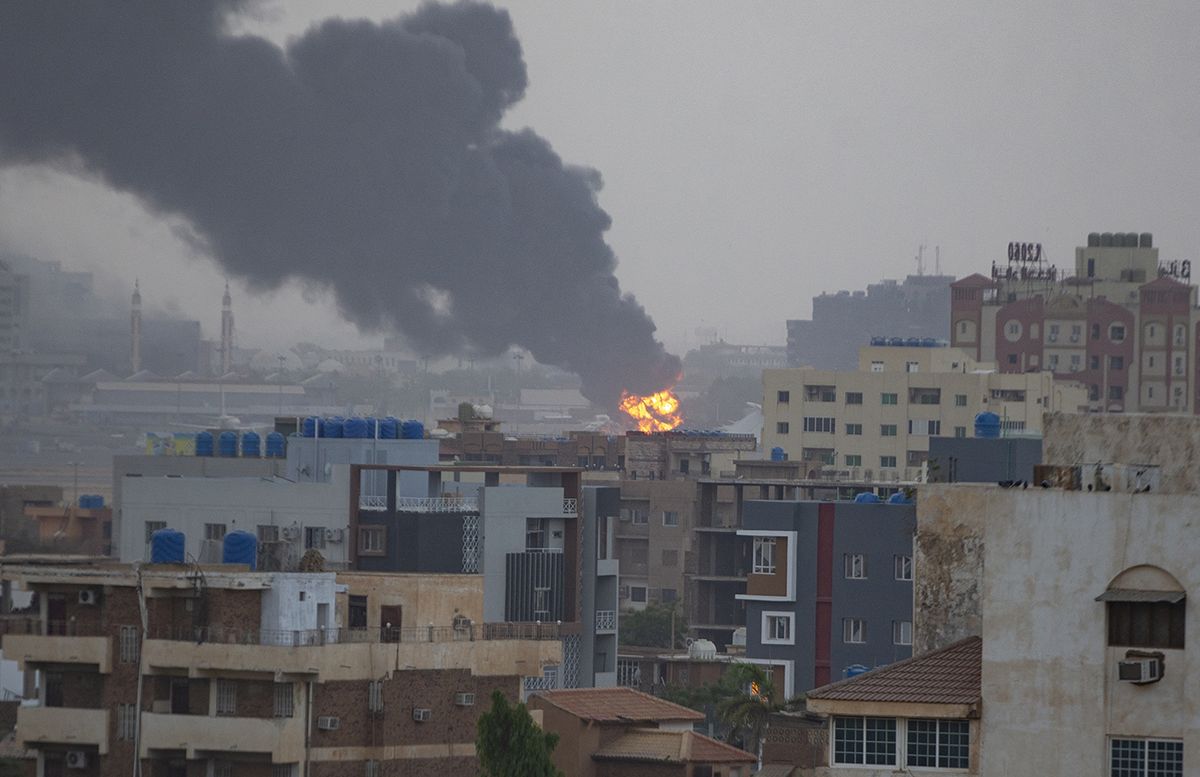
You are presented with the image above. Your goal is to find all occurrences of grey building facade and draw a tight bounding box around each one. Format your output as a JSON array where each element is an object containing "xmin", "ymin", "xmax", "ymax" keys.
[
  {"xmin": 738, "ymin": 499, "xmax": 916, "ymax": 698},
  {"xmin": 926, "ymin": 435, "xmax": 1042, "ymax": 484}
]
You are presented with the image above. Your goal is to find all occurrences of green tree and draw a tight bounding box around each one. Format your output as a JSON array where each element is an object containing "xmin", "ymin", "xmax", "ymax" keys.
[
  {"xmin": 618, "ymin": 602, "xmax": 687, "ymax": 649},
  {"xmin": 476, "ymin": 690, "xmax": 563, "ymax": 777},
  {"xmin": 716, "ymin": 663, "xmax": 805, "ymax": 766}
]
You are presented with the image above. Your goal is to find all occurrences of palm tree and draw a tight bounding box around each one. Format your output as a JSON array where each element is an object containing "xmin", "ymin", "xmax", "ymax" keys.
[{"xmin": 716, "ymin": 663, "xmax": 804, "ymax": 769}]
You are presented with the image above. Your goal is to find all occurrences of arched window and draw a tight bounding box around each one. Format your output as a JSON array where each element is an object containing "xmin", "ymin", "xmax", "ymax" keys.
[{"xmin": 1097, "ymin": 565, "xmax": 1186, "ymax": 649}]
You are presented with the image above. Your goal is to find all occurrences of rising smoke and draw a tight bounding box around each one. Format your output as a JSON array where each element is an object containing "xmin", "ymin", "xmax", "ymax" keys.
[{"xmin": 0, "ymin": 0, "xmax": 680, "ymax": 405}]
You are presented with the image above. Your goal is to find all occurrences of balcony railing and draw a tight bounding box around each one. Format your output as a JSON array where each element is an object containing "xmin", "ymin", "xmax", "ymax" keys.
[
  {"xmin": 396, "ymin": 496, "xmax": 478, "ymax": 512},
  {"xmin": 359, "ymin": 494, "xmax": 387, "ymax": 511},
  {"xmin": 562, "ymin": 498, "xmax": 578, "ymax": 514},
  {"xmin": 147, "ymin": 621, "xmax": 563, "ymax": 646},
  {"xmin": 595, "ymin": 610, "xmax": 616, "ymax": 632}
]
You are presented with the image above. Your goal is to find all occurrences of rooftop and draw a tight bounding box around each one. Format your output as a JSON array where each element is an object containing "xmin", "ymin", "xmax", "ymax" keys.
[
  {"xmin": 806, "ymin": 636, "xmax": 981, "ymax": 706},
  {"xmin": 592, "ymin": 728, "xmax": 755, "ymax": 765},
  {"xmin": 533, "ymin": 687, "xmax": 704, "ymax": 723}
]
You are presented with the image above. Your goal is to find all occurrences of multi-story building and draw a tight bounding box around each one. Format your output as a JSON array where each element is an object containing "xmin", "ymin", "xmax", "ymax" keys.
[
  {"xmin": 738, "ymin": 499, "xmax": 916, "ymax": 698},
  {"xmin": 761, "ymin": 343, "xmax": 1086, "ymax": 481},
  {"xmin": 788, "ymin": 273, "xmax": 953, "ymax": 370},
  {"xmin": 623, "ymin": 430, "xmax": 757, "ymax": 481},
  {"xmin": 951, "ymin": 231, "xmax": 1200, "ymax": 414},
  {"xmin": 437, "ymin": 430, "xmax": 624, "ymax": 472},
  {"xmin": 0, "ymin": 558, "xmax": 560, "ymax": 777}
]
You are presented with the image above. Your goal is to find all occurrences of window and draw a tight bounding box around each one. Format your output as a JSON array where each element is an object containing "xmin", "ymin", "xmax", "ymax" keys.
[
  {"xmin": 845, "ymin": 423, "xmax": 862, "ymax": 436},
  {"xmin": 525, "ymin": 518, "xmax": 547, "ymax": 550},
  {"xmin": 762, "ymin": 612, "xmax": 794, "ymax": 644},
  {"xmin": 1048, "ymin": 323, "xmax": 1060, "ymax": 341},
  {"xmin": 1070, "ymin": 354, "xmax": 1081, "ymax": 370},
  {"xmin": 204, "ymin": 523, "xmax": 226, "ymax": 541},
  {"xmin": 630, "ymin": 586, "xmax": 647, "ymax": 603},
  {"xmin": 1174, "ymin": 355, "xmax": 1186, "ymax": 376},
  {"xmin": 359, "ymin": 526, "xmax": 385, "ymax": 555},
  {"xmin": 905, "ymin": 361, "xmax": 919, "ymax": 373},
  {"xmin": 1008, "ymin": 353, "xmax": 1018, "ymax": 365},
  {"xmin": 954, "ymin": 426, "xmax": 967, "ymax": 438},
  {"xmin": 1175, "ymin": 325, "xmax": 1187, "ymax": 346},
  {"xmin": 803, "ymin": 417, "xmax": 835, "ymax": 433},
  {"xmin": 833, "ymin": 716, "xmax": 895, "ymax": 765},
  {"xmin": 631, "ymin": 509, "xmax": 648, "ymax": 526},
  {"xmin": 880, "ymin": 456, "xmax": 897, "ymax": 468},
  {"xmin": 845, "ymin": 454, "xmax": 862, "ymax": 467},
  {"xmin": 678, "ymin": 458, "xmax": 690, "ymax": 474},
  {"xmin": 661, "ymin": 549, "xmax": 678, "ymax": 567},
  {"xmin": 368, "ymin": 680, "xmax": 384, "ymax": 713},
  {"xmin": 1004, "ymin": 320, "xmax": 1022, "ymax": 341},
  {"xmin": 843, "ymin": 618, "xmax": 865, "ymax": 643},
  {"xmin": 1111, "ymin": 355, "xmax": 1125, "ymax": 370},
  {"xmin": 845, "ymin": 392, "xmax": 863, "ymax": 405},
  {"xmin": 216, "ymin": 679, "xmax": 237, "ymax": 716},
  {"xmin": 662, "ymin": 511, "xmax": 679, "ymax": 527},
  {"xmin": 117, "ymin": 703, "xmax": 137, "ymax": 740},
  {"xmin": 777, "ymin": 390, "xmax": 790, "ymax": 403},
  {"xmin": 272, "ymin": 766, "xmax": 297, "ymax": 777},
  {"xmin": 907, "ymin": 719, "xmax": 970, "ymax": 769},
  {"xmin": 304, "ymin": 527, "xmax": 326, "ymax": 550},
  {"xmin": 881, "ymin": 393, "xmax": 898, "ymax": 405},
  {"xmin": 661, "ymin": 588, "xmax": 677, "ymax": 603},
  {"xmin": 908, "ymin": 419, "xmax": 940, "ymax": 436},
  {"xmin": 880, "ymin": 424, "xmax": 897, "ymax": 437},
  {"xmin": 120, "ymin": 625, "xmax": 139, "ymax": 663},
  {"xmin": 1087, "ymin": 258, "xmax": 1096, "ymax": 277},
  {"xmin": 144, "ymin": 521, "xmax": 166, "ymax": 544},
  {"xmin": 870, "ymin": 361, "xmax": 885, "ymax": 373},
  {"xmin": 213, "ymin": 763, "xmax": 233, "ymax": 777},
  {"xmin": 805, "ymin": 385, "xmax": 837, "ymax": 402},
  {"xmin": 1090, "ymin": 354, "xmax": 1101, "ymax": 370},
  {"xmin": 894, "ymin": 555, "xmax": 912, "ymax": 581},
  {"xmin": 893, "ymin": 620, "xmax": 912, "ymax": 645},
  {"xmin": 1110, "ymin": 385, "xmax": 1124, "ymax": 401},
  {"xmin": 844, "ymin": 554, "xmax": 866, "ymax": 579},
  {"xmin": 1107, "ymin": 599, "xmax": 1185, "ymax": 649},
  {"xmin": 274, "ymin": 683, "xmax": 294, "ymax": 718},
  {"xmin": 955, "ymin": 394, "xmax": 967, "ymax": 407},
  {"xmin": 1111, "ymin": 738, "xmax": 1183, "ymax": 777},
  {"xmin": 257, "ymin": 524, "xmax": 279, "ymax": 543},
  {"xmin": 1071, "ymin": 324, "xmax": 1082, "ymax": 342},
  {"xmin": 1111, "ymin": 323, "xmax": 1126, "ymax": 343},
  {"xmin": 776, "ymin": 422, "xmax": 790, "ymax": 434},
  {"xmin": 752, "ymin": 537, "xmax": 777, "ymax": 575}
]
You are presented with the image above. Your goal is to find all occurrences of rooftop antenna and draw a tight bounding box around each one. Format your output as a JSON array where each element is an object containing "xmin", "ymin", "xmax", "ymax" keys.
[
  {"xmin": 935, "ymin": 246, "xmax": 941, "ymax": 275},
  {"xmin": 915, "ymin": 244, "xmax": 926, "ymax": 276}
]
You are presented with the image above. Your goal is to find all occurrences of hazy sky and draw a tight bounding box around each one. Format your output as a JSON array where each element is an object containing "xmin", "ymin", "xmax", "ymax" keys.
[{"xmin": 2, "ymin": 1, "xmax": 1198, "ymax": 357}]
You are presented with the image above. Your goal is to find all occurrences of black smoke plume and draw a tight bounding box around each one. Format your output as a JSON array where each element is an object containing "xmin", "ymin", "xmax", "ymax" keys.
[{"xmin": 0, "ymin": 1, "xmax": 680, "ymax": 405}]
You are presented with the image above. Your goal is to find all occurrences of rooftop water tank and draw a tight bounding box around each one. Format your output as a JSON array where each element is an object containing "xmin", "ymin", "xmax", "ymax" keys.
[
  {"xmin": 770, "ymin": 446, "xmax": 786, "ymax": 462},
  {"xmin": 401, "ymin": 420, "xmax": 424, "ymax": 439},
  {"xmin": 302, "ymin": 416, "xmax": 318, "ymax": 438},
  {"xmin": 688, "ymin": 639, "xmax": 718, "ymax": 660},
  {"xmin": 854, "ymin": 492, "xmax": 881, "ymax": 504},
  {"xmin": 217, "ymin": 431, "xmax": 238, "ymax": 457},
  {"xmin": 320, "ymin": 417, "xmax": 344, "ymax": 438},
  {"xmin": 221, "ymin": 529, "xmax": 257, "ymax": 570},
  {"xmin": 887, "ymin": 492, "xmax": 913, "ymax": 505},
  {"xmin": 265, "ymin": 432, "xmax": 286, "ymax": 458},
  {"xmin": 845, "ymin": 664, "xmax": 869, "ymax": 678},
  {"xmin": 241, "ymin": 430, "xmax": 261, "ymax": 458},
  {"xmin": 150, "ymin": 528, "xmax": 185, "ymax": 564},
  {"xmin": 1088, "ymin": 232, "xmax": 1101, "ymax": 247},
  {"xmin": 195, "ymin": 431, "xmax": 214, "ymax": 457},
  {"xmin": 1100, "ymin": 232, "xmax": 1114, "ymax": 247},
  {"xmin": 379, "ymin": 417, "xmax": 399, "ymax": 439},
  {"xmin": 343, "ymin": 417, "xmax": 369, "ymax": 439},
  {"xmin": 974, "ymin": 411, "xmax": 1001, "ymax": 439},
  {"xmin": 1139, "ymin": 232, "xmax": 1153, "ymax": 248}
]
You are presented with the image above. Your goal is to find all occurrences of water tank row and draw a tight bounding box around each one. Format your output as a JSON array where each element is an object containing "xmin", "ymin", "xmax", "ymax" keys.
[
  {"xmin": 868, "ymin": 336, "xmax": 944, "ymax": 348},
  {"xmin": 770, "ymin": 446, "xmax": 787, "ymax": 462},
  {"xmin": 77, "ymin": 494, "xmax": 105, "ymax": 509},
  {"xmin": 150, "ymin": 527, "xmax": 258, "ymax": 570},
  {"xmin": 852, "ymin": 492, "xmax": 913, "ymax": 505},
  {"xmin": 1086, "ymin": 232, "xmax": 1152, "ymax": 248},
  {"xmin": 300, "ymin": 416, "xmax": 425, "ymax": 440},
  {"xmin": 195, "ymin": 430, "xmax": 286, "ymax": 458}
]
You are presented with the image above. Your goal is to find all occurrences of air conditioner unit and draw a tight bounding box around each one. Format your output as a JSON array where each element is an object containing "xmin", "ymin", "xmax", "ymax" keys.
[
  {"xmin": 455, "ymin": 692, "xmax": 475, "ymax": 706},
  {"xmin": 282, "ymin": 526, "xmax": 300, "ymax": 541},
  {"xmin": 412, "ymin": 707, "xmax": 432, "ymax": 722},
  {"xmin": 78, "ymin": 590, "xmax": 98, "ymax": 606},
  {"xmin": 1118, "ymin": 657, "xmax": 1161, "ymax": 684},
  {"xmin": 317, "ymin": 716, "xmax": 340, "ymax": 731},
  {"xmin": 66, "ymin": 751, "xmax": 88, "ymax": 769},
  {"xmin": 324, "ymin": 528, "xmax": 343, "ymax": 543}
]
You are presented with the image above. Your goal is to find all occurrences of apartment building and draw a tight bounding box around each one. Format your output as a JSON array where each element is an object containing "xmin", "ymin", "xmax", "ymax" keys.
[
  {"xmin": 437, "ymin": 430, "xmax": 624, "ymax": 471},
  {"xmin": 0, "ymin": 559, "xmax": 560, "ymax": 777},
  {"xmin": 952, "ymin": 231, "xmax": 1200, "ymax": 414},
  {"xmin": 738, "ymin": 499, "xmax": 916, "ymax": 698},
  {"xmin": 761, "ymin": 343, "xmax": 1086, "ymax": 481},
  {"xmin": 623, "ymin": 430, "xmax": 757, "ymax": 481},
  {"xmin": 349, "ymin": 464, "xmax": 618, "ymax": 688}
]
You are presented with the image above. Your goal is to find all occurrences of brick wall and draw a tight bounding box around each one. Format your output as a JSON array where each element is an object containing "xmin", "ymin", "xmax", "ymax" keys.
[{"xmin": 594, "ymin": 763, "xmax": 683, "ymax": 777}]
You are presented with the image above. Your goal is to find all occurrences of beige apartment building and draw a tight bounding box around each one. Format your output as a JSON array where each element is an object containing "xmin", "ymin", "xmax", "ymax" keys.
[{"xmin": 761, "ymin": 345, "xmax": 1087, "ymax": 481}]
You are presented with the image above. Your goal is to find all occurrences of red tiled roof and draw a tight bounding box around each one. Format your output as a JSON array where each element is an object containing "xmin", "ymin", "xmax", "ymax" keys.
[
  {"xmin": 1139, "ymin": 275, "xmax": 1188, "ymax": 290},
  {"xmin": 534, "ymin": 687, "xmax": 704, "ymax": 723},
  {"xmin": 591, "ymin": 729, "xmax": 755, "ymax": 764},
  {"xmin": 950, "ymin": 273, "xmax": 994, "ymax": 288},
  {"xmin": 806, "ymin": 637, "xmax": 981, "ymax": 705}
]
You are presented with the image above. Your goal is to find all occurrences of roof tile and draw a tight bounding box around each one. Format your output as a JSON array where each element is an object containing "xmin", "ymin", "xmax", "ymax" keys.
[
  {"xmin": 534, "ymin": 687, "xmax": 704, "ymax": 723},
  {"xmin": 806, "ymin": 636, "xmax": 981, "ymax": 705},
  {"xmin": 591, "ymin": 728, "xmax": 755, "ymax": 764}
]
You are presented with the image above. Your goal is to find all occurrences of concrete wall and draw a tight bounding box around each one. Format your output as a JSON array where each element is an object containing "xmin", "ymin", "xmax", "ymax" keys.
[
  {"xmin": 335, "ymin": 572, "xmax": 483, "ymax": 631},
  {"xmin": 119, "ymin": 469, "xmax": 351, "ymax": 566},
  {"xmin": 285, "ymin": 436, "xmax": 437, "ymax": 496},
  {"xmin": 1043, "ymin": 411, "xmax": 1200, "ymax": 493},
  {"xmin": 913, "ymin": 485, "xmax": 986, "ymax": 654},
  {"xmin": 479, "ymin": 486, "xmax": 565, "ymax": 622},
  {"xmin": 259, "ymin": 573, "xmax": 337, "ymax": 632},
  {"xmin": 927, "ymin": 436, "xmax": 1042, "ymax": 484}
]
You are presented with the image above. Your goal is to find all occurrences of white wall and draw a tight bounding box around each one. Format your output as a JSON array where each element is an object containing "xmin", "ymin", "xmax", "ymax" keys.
[{"xmin": 260, "ymin": 573, "xmax": 338, "ymax": 633}]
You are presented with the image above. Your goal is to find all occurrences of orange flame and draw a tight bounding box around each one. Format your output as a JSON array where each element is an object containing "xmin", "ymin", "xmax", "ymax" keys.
[{"xmin": 619, "ymin": 388, "xmax": 684, "ymax": 433}]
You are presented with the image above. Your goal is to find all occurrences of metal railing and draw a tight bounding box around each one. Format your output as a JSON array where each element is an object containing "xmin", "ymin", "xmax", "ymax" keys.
[
  {"xmin": 147, "ymin": 620, "xmax": 562, "ymax": 646},
  {"xmin": 396, "ymin": 496, "xmax": 478, "ymax": 513},
  {"xmin": 594, "ymin": 610, "xmax": 616, "ymax": 631},
  {"xmin": 359, "ymin": 494, "xmax": 388, "ymax": 511},
  {"xmin": 562, "ymin": 498, "xmax": 578, "ymax": 514}
]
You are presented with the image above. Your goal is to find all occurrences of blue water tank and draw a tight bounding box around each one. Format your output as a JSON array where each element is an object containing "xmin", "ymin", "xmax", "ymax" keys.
[
  {"xmin": 853, "ymin": 492, "xmax": 882, "ymax": 504},
  {"xmin": 221, "ymin": 529, "xmax": 257, "ymax": 570},
  {"xmin": 887, "ymin": 337, "xmax": 904, "ymax": 346},
  {"xmin": 78, "ymin": 494, "xmax": 102, "ymax": 509},
  {"xmin": 905, "ymin": 337, "xmax": 921, "ymax": 347},
  {"xmin": 363, "ymin": 417, "xmax": 379, "ymax": 438},
  {"xmin": 870, "ymin": 336, "xmax": 886, "ymax": 346},
  {"xmin": 195, "ymin": 431, "xmax": 214, "ymax": 457},
  {"xmin": 302, "ymin": 416, "xmax": 318, "ymax": 438},
  {"xmin": 150, "ymin": 528, "xmax": 186, "ymax": 564},
  {"xmin": 379, "ymin": 417, "xmax": 399, "ymax": 439},
  {"xmin": 343, "ymin": 417, "xmax": 369, "ymax": 439},
  {"xmin": 401, "ymin": 420, "xmax": 425, "ymax": 439},
  {"xmin": 770, "ymin": 446, "xmax": 786, "ymax": 462},
  {"xmin": 921, "ymin": 337, "xmax": 937, "ymax": 347},
  {"xmin": 887, "ymin": 492, "xmax": 913, "ymax": 505},
  {"xmin": 241, "ymin": 430, "xmax": 261, "ymax": 458},
  {"xmin": 974, "ymin": 411, "xmax": 1001, "ymax": 439},
  {"xmin": 320, "ymin": 417, "xmax": 344, "ymax": 438},
  {"xmin": 845, "ymin": 664, "xmax": 869, "ymax": 678},
  {"xmin": 265, "ymin": 432, "xmax": 286, "ymax": 458},
  {"xmin": 217, "ymin": 431, "xmax": 238, "ymax": 457}
]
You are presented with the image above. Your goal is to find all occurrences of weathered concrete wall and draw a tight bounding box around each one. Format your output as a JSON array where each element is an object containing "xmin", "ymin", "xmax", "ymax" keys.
[
  {"xmin": 1043, "ymin": 411, "xmax": 1200, "ymax": 493},
  {"xmin": 913, "ymin": 486, "xmax": 987, "ymax": 654},
  {"xmin": 335, "ymin": 572, "xmax": 483, "ymax": 631}
]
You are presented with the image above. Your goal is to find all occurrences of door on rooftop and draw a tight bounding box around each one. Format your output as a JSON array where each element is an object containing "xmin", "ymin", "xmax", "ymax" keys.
[
  {"xmin": 380, "ymin": 605, "xmax": 402, "ymax": 642},
  {"xmin": 46, "ymin": 593, "xmax": 66, "ymax": 635},
  {"xmin": 349, "ymin": 595, "xmax": 368, "ymax": 630},
  {"xmin": 170, "ymin": 678, "xmax": 189, "ymax": 714}
]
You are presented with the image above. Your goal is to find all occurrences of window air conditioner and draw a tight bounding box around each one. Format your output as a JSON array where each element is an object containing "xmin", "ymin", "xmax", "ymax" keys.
[
  {"xmin": 454, "ymin": 692, "xmax": 475, "ymax": 706},
  {"xmin": 412, "ymin": 707, "xmax": 432, "ymax": 722},
  {"xmin": 66, "ymin": 751, "xmax": 88, "ymax": 770},
  {"xmin": 324, "ymin": 528, "xmax": 343, "ymax": 543},
  {"xmin": 78, "ymin": 590, "xmax": 98, "ymax": 606},
  {"xmin": 1118, "ymin": 657, "xmax": 1161, "ymax": 684},
  {"xmin": 282, "ymin": 526, "xmax": 300, "ymax": 541},
  {"xmin": 317, "ymin": 716, "xmax": 340, "ymax": 731}
]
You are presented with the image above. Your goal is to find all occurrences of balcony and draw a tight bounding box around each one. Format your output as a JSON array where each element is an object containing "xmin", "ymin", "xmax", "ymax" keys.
[
  {"xmin": 595, "ymin": 610, "xmax": 616, "ymax": 634},
  {"xmin": 2, "ymin": 633, "xmax": 112, "ymax": 673},
  {"xmin": 397, "ymin": 496, "xmax": 478, "ymax": 512},
  {"xmin": 18, "ymin": 706, "xmax": 109, "ymax": 753},
  {"xmin": 140, "ymin": 712, "xmax": 305, "ymax": 762}
]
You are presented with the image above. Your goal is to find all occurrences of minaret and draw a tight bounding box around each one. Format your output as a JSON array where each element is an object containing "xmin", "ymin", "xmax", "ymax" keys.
[
  {"xmin": 130, "ymin": 279, "xmax": 142, "ymax": 373},
  {"xmin": 220, "ymin": 282, "xmax": 234, "ymax": 374}
]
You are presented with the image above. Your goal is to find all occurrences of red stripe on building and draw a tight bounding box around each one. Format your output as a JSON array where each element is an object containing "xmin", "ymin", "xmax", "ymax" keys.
[{"xmin": 814, "ymin": 503, "xmax": 835, "ymax": 688}]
